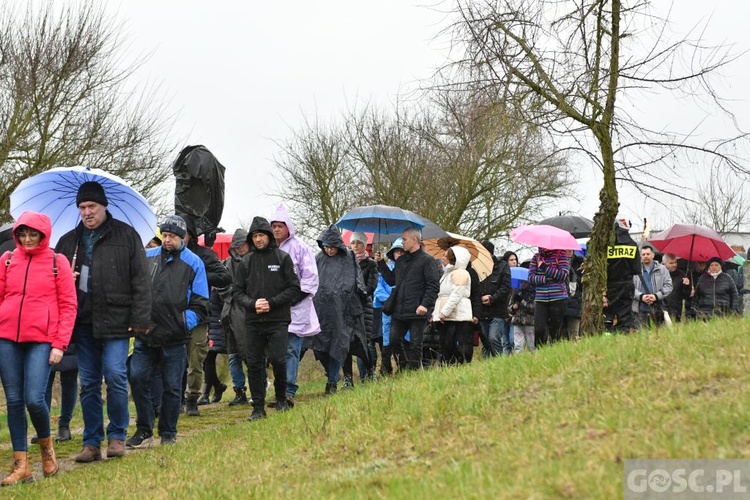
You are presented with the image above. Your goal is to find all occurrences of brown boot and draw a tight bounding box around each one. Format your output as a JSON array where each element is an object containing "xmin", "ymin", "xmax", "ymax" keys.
[
  {"xmin": 1, "ymin": 451, "xmax": 33, "ymax": 486},
  {"xmin": 38, "ymin": 437, "xmax": 58, "ymax": 477},
  {"xmin": 74, "ymin": 445, "xmax": 102, "ymax": 463}
]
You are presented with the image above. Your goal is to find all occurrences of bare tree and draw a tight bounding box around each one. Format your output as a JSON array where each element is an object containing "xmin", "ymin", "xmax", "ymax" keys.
[
  {"xmin": 448, "ymin": 0, "xmax": 748, "ymax": 334},
  {"xmin": 0, "ymin": 1, "xmax": 175, "ymax": 222},
  {"xmin": 687, "ymin": 168, "xmax": 750, "ymax": 234},
  {"xmin": 273, "ymin": 115, "xmax": 355, "ymax": 240},
  {"xmin": 273, "ymin": 91, "xmax": 570, "ymax": 241}
]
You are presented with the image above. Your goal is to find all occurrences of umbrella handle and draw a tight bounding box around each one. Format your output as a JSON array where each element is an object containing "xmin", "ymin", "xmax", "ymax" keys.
[{"xmin": 70, "ymin": 248, "xmax": 77, "ymax": 272}]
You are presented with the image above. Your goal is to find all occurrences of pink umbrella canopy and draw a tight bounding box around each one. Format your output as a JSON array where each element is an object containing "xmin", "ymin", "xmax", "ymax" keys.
[
  {"xmin": 510, "ymin": 225, "xmax": 582, "ymax": 251},
  {"xmin": 647, "ymin": 223, "xmax": 736, "ymax": 261}
]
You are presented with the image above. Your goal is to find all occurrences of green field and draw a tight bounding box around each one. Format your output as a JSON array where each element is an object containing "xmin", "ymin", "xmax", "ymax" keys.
[{"xmin": 1, "ymin": 317, "xmax": 749, "ymax": 499}]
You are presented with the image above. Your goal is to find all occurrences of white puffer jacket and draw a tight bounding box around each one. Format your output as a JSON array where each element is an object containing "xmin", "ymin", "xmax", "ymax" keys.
[{"xmin": 432, "ymin": 246, "xmax": 473, "ymax": 322}]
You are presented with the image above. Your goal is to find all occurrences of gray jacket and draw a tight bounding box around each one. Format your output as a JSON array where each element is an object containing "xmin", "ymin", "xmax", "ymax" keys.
[{"xmin": 632, "ymin": 262, "xmax": 673, "ymax": 313}]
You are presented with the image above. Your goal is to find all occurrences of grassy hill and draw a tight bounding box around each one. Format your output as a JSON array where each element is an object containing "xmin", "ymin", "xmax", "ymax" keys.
[{"xmin": 4, "ymin": 316, "xmax": 750, "ymax": 499}]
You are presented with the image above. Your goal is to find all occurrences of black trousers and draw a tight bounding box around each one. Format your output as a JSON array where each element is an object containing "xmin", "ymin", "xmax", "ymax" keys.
[
  {"xmin": 534, "ymin": 299, "xmax": 567, "ymax": 345},
  {"xmin": 438, "ymin": 321, "xmax": 474, "ymax": 365},
  {"xmin": 389, "ymin": 318, "xmax": 428, "ymax": 370},
  {"xmin": 244, "ymin": 322, "xmax": 289, "ymax": 409}
]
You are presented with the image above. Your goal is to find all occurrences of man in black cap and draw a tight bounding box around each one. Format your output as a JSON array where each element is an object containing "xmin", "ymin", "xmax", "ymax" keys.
[
  {"xmin": 232, "ymin": 217, "xmax": 301, "ymax": 421},
  {"xmin": 56, "ymin": 181, "xmax": 152, "ymax": 462}
]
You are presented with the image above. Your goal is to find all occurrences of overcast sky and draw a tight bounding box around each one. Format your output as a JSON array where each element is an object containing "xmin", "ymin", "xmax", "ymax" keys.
[{"xmin": 107, "ymin": 0, "xmax": 750, "ymax": 234}]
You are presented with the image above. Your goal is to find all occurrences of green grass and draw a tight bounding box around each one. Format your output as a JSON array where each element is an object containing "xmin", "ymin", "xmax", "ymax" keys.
[{"xmin": 2, "ymin": 317, "xmax": 750, "ymax": 499}]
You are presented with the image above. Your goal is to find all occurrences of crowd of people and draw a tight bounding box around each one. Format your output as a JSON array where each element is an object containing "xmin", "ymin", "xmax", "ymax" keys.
[{"xmin": 0, "ymin": 184, "xmax": 744, "ymax": 485}]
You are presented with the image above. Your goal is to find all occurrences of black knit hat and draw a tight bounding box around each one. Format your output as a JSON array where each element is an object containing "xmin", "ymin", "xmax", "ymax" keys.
[
  {"xmin": 159, "ymin": 215, "xmax": 187, "ymax": 239},
  {"xmin": 76, "ymin": 181, "xmax": 108, "ymax": 207}
]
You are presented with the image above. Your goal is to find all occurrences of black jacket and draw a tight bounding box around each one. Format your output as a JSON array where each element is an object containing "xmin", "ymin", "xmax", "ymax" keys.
[
  {"xmin": 56, "ymin": 213, "xmax": 151, "ymax": 339},
  {"xmin": 476, "ymin": 257, "xmax": 512, "ymax": 319},
  {"xmin": 187, "ymin": 238, "xmax": 231, "ymax": 289},
  {"xmin": 359, "ymin": 257, "xmax": 378, "ymax": 339},
  {"xmin": 144, "ymin": 244, "xmax": 209, "ymax": 347},
  {"xmin": 377, "ymin": 246, "xmax": 440, "ymax": 320},
  {"xmin": 208, "ymin": 289, "xmax": 226, "ymax": 353},
  {"xmin": 607, "ymin": 226, "xmax": 640, "ymax": 283},
  {"xmin": 694, "ymin": 272, "xmax": 740, "ymax": 317},
  {"xmin": 232, "ymin": 217, "xmax": 301, "ymax": 324}
]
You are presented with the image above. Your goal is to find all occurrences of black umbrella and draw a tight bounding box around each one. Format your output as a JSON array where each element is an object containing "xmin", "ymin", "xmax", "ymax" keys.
[{"xmin": 538, "ymin": 214, "xmax": 594, "ymax": 238}]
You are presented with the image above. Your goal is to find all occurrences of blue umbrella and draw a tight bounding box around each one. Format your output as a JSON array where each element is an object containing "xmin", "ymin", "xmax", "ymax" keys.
[
  {"xmin": 10, "ymin": 165, "xmax": 157, "ymax": 248},
  {"xmin": 336, "ymin": 204, "xmax": 425, "ymax": 235},
  {"xmin": 511, "ymin": 266, "xmax": 529, "ymax": 288}
]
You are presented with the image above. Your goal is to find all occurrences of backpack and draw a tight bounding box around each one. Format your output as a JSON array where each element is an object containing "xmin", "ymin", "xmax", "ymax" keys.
[{"xmin": 4, "ymin": 250, "xmax": 58, "ymax": 278}]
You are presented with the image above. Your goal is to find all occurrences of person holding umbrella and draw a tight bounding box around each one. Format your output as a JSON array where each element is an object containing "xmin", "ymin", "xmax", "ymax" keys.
[
  {"xmin": 0, "ymin": 212, "xmax": 77, "ymax": 485},
  {"xmin": 692, "ymin": 257, "xmax": 741, "ymax": 319},
  {"xmin": 528, "ymin": 247, "xmax": 570, "ymax": 345},
  {"xmin": 55, "ymin": 182, "xmax": 152, "ymax": 462}
]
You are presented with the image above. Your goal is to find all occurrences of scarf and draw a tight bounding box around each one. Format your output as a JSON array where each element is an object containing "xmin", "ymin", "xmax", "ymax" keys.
[{"xmin": 354, "ymin": 248, "xmax": 369, "ymax": 263}]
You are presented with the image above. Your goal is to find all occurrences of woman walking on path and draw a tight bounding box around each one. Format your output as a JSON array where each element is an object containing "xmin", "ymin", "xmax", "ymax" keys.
[{"xmin": 0, "ymin": 211, "xmax": 77, "ymax": 485}]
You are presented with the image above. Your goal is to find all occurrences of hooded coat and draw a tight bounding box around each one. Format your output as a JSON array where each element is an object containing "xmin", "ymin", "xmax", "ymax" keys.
[
  {"xmin": 270, "ymin": 203, "xmax": 320, "ymax": 337},
  {"xmin": 0, "ymin": 212, "xmax": 77, "ymax": 350},
  {"xmin": 312, "ymin": 225, "xmax": 369, "ymax": 364},
  {"xmin": 232, "ymin": 217, "xmax": 301, "ymax": 325},
  {"xmin": 433, "ymin": 246, "xmax": 473, "ymax": 322}
]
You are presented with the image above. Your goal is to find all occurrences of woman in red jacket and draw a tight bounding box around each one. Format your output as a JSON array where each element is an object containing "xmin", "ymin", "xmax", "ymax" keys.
[{"xmin": 0, "ymin": 211, "xmax": 77, "ymax": 486}]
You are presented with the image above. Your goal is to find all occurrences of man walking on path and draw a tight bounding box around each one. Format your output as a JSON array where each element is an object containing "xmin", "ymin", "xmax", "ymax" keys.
[
  {"xmin": 127, "ymin": 216, "xmax": 209, "ymax": 447},
  {"xmin": 270, "ymin": 204, "xmax": 319, "ymax": 408},
  {"xmin": 232, "ymin": 217, "xmax": 301, "ymax": 421},
  {"xmin": 56, "ymin": 182, "xmax": 152, "ymax": 462},
  {"xmin": 375, "ymin": 227, "xmax": 440, "ymax": 371},
  {"xmin": 181, "ymin": 217, "xmax": 231, "ymax": 416}
]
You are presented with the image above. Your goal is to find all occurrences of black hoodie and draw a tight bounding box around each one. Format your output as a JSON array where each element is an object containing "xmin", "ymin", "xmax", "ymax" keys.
[
  {"xmin": 607, "ymin": 224, "xmax": 640, "ymax": 283},
  {"xmin": 231, "ymin": 217, "xmax": 301, "ymax": 324}
]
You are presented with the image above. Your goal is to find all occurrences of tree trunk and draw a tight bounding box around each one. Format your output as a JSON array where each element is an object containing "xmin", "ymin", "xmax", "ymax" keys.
[{"xmin": 581, "ymin": 127, "xmax": 619, "ymax": 335}]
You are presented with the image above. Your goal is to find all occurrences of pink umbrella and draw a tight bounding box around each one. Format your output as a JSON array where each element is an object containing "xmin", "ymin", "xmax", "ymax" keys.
[
  {"xmin": 647, "ymin": 223, "xmax": 736, "ymax": 261},
  {"xmin": 510, "ymin": 225, "xmax": 582, "ymax": 250}
]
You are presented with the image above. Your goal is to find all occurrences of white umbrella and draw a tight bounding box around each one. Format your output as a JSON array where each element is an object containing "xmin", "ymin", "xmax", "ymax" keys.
[{"xmin": 10, "ymin": 166, "xmax": 157, "ymax": 248}]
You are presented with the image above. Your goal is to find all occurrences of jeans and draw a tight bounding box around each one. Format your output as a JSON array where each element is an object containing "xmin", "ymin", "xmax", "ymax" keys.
[
  {"xmin": 186, "ymin": 324, "xmax": 209, "ymax": 397},
  {"xmin": 285, "ymin": 333, "xmax": 303, "ymax": 398},
  {"xmin": 356, "ymin": 339, "xmax": 380, "ymax": 381},
  {"xmin": 129, "ymin": 339, "xmax": 187, "ymax": 439},
  {"xmin": 0, "ymin": 340, "xmax": 52, "ymax": 451},
  {"xmin": 479, "ymin": 317, "xmax": 506, "ymax": 357},
  {"xmin": 45, "ymin": 369, "xmax": 78, "ymax": 427},
  {"xmin": 228, "ymin": 353, "xmax": 248, "ymax": 389},
  {"xmin": 245, "ymin": 322, "xmax": 288, "ymax": 409},
  {"xmin": 75, "ymin": 324, "xmax": 130, "ymax": 447},
  {"xmin": 316, "ymin": 351, "xmax": 343, "ymax": 385},
  {"xmin": 513, "ymin": 325, "xmax": 536, "ymax": 352}
]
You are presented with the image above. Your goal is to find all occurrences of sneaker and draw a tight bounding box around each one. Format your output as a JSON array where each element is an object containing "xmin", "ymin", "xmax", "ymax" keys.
[
  {"xmin": 285, "ymin": 395, "xmax": 295, "ymax": 408},
  {"xmin": 30, "ymin": 434, "xmax": 39, "ymax": 444},
  {"xmin": 247, "ymin": 408, "xmax": 267, "ymax": 422},
  {"xmin": 56, "ymin": 425, "xmax": 71, "ymax": 443},
  {"xmin": 106, "ymin": 439, "xmax": 125, "ymax": 458},
  {"xmin": 125, "ymin": 429, "xmax": 154, "ymax": 449},
  {"xmin": 160, "ymin": 436, "xmax": 176, "ymax": 445},
  {"xmin": 74, "ymin": 445, "xmax": 102, "ymax": 463},
  {"xmin": 342, "ymin": 375, "xmax": 354, "ymax": 390}
]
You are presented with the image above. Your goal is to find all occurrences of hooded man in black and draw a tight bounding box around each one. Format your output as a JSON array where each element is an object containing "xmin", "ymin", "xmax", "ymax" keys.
[
  {"xmin": 603, "ymin": 219, "xmax": 640, "ymax": 332},
  {"xmin": 232, "ymin": 217, "xmax": 301, "ymax": 420}
]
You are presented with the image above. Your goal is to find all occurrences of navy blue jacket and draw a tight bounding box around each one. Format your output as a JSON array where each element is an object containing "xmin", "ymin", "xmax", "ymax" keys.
[{"xmin": 143, "ymin": 243, "xmax": 209, "ymax": 347}]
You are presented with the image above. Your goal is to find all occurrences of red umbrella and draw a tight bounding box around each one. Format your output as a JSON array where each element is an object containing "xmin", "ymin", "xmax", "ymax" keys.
[
  {"xmin": 647, "ymin": 224, "xmax": 735, "ymax": 261},
  {"xmin": 198, "ymin": 233, "xmax": 232, "ymax": 260}
]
